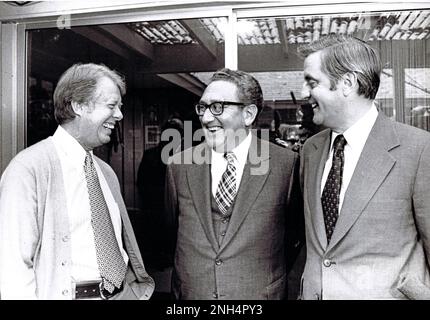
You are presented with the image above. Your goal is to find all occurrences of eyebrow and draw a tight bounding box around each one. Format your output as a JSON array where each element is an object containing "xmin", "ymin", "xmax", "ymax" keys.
[
  {"xmin": 304, "ymin": 74, "xmax": 317, "ymax": 82},
  {"xmin": 198, "ymin": 99, "xmax": 221, "ymax": 104},
  {"xmin": 107, "ymin": 98, "xmax": 121, "ymax": 104}
]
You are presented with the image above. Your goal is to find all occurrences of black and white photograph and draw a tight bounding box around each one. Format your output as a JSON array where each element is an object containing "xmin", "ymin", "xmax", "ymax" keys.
[{"xmin": 0, "ymin": 0, "xmax": 429, "ymax": 315}]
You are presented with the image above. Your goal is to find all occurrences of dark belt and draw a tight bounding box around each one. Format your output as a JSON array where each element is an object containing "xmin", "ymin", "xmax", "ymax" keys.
[{"xmin": 75, "ymin": 281, "xmax": 123, "ymax": 300}]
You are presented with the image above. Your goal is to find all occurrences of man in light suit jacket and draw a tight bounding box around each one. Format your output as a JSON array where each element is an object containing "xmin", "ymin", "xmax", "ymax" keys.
[
  {"xmin": 0, "ymin": 63, "xmax": 154, "ymax": 299},
  {"xmin": 298, "ymin": 35, "xmax": 430, "ymax": 299},
  {"xmin": 165, "ymin": 68, "xmax": 302, "ymax": 300}
]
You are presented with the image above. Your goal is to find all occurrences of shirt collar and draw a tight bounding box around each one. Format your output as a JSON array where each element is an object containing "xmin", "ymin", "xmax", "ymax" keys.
[
  {"xmin": 330, "ymin": 103, "xmax": 378, "ymax": 152},
  {"xmin": 211, "ymin": 131, "xmax": 252, "ymax": 166},
  {"xmin": 52, "ymin": 125, "xmax": 91, "ymax": 168}
]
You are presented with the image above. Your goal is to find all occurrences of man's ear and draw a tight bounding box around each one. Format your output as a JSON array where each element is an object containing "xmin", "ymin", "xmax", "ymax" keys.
[
  {"xmin": 71, "ymin": 101, "xmax": 84, "ymax": 116},
  {"xmin": 243, "ymin": 104, "xmax": 258, "ymax": 126},
  {"xmin": 342, "ymin": 72, "xmax": 358, "ymax": 96}
]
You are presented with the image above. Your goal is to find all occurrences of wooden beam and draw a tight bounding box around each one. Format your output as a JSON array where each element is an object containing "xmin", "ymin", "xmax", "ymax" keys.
[
  {"xmin": 157, "ymin": 73, "xmax": 205, "ymax": 96},
  {"xmin": 141, "ymin": 43, "xmax": 223, "ymax": 74},
  {"xmin": 72, "ymin": 26, "xmax": 134, "ymax": 60},
  {"xmin": 181, "ymin": 19, "xmax": 217, "ymax": 59},
  {"xmin": 98, "ymin": 24, "xmax": 154, "ymax": 61},
  {"xmin": 276, "ymin": 19, "xmax": 289, "ymax": 58}
]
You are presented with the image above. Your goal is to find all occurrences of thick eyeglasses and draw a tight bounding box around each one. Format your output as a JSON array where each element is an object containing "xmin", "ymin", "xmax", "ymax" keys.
[{"xmin": 195, "ymin": 101, "xmax": 245, "ymax": 116}]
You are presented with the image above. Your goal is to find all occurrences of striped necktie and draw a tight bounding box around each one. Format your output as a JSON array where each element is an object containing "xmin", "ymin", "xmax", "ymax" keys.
[{"xmin": 84, "ymin": 152, "xmax": 127, "ymax": 293}]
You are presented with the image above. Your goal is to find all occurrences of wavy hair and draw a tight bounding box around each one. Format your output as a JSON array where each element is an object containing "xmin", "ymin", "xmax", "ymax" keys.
[
  {"xmin": 210, "ymin": 68, "xmax": 263, "ymax": 115},
  {"xmin": 297, "ymin": 35, "xmax": 381, "ymax": 99},
  {"xmin": 53, "ymin": 63, "xmax": 126, "ymax": 124}
]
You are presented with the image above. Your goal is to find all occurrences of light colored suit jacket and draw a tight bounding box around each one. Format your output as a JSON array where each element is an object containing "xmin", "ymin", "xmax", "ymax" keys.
[
  {"xmin": 0, "ymin": 138, "xmax": 154, "ymax": 299},
  {"xmin": 300, "ymin": 113, "xmax": 430, "ymax": 299},
  {"xmin": 165, "ymin": 135, "xmax": 300, "ymax": 299}
]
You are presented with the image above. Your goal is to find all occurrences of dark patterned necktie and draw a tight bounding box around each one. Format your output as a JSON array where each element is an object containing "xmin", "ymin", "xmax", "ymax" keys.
[
  {"xmin": 215, "ymin": 152, "xmax": 237, "ymax": 216},
  {"xmin": 84, "ymin": 152, "xmax": 127, "ymax": 293},
  {"xmin": 321, "ymin": 135, "xmax": 347, "ymax": 243}
]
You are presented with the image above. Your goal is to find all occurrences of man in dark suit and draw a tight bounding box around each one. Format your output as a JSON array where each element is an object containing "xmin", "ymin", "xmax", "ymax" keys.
[
  {"xmin": 137, "ymin": 117, "xmax": 184, "ymax": 271},
  {"xmin": 299, "ymin": 35, "xmax": 430, "ymax": 299},
  {"xmin": 165, "ymin": 68, "xmax": 302, "ymax": 300}
]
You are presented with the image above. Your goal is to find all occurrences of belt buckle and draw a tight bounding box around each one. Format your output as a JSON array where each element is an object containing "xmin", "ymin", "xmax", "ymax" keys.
[{"xmin": 99, "ymin": 282, "xmax": 113, "ymax": 300}]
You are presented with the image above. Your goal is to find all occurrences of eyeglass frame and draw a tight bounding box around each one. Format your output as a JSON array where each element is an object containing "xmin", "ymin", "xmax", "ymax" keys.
[{"xmin": 195, "ymin": 101, "xmax": 246, "ymax": 116}]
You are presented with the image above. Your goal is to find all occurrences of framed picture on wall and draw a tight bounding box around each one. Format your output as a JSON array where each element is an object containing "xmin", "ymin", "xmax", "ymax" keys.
[{"xmin": 145, "ymin": 125, "xmax": 160, "ymax": 149}]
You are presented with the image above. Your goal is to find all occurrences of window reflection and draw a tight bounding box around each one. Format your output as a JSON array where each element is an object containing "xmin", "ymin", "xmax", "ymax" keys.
[{"xmin": 238, "ymin": 10, "xmax": 430, "ymax": 151}]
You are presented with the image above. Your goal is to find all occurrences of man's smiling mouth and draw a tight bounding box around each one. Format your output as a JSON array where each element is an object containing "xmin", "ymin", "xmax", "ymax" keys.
[
  {"xmin": 207, "ymin": 126, "xmax": 222, "ymax": 133},
  {"xmin": 103, "ymin": 122, "xmax": 115, "ymax": 129}
]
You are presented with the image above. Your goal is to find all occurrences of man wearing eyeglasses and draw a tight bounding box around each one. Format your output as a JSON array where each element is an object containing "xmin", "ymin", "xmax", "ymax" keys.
[{"xmin": 165, "ymin": 68, "xmax": 303, "ymax": 300}]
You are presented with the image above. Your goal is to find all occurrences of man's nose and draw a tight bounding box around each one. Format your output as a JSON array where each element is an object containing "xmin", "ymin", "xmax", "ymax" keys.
[
  {"xmin": 201, "ymin": 107, "xmax": 215, "ymax": 123},
  {"xmin": 301, "ymin": 83, "xmax": 310, "ymax": 100},
  {"xmin": 113, "ymin": 105, "xmax": 123, "ymax": 121}
]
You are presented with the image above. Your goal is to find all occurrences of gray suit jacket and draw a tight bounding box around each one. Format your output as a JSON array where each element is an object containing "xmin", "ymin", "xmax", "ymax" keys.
[
  {"xmin": 165, "ymin": 135, "xmax": 300, "ymax": 299},
  {"xmin": 300, "ymin": 113, "xmax": 430, "ymax": 299}
]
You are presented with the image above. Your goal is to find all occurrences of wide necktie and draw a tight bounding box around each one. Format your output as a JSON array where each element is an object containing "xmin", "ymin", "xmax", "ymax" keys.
[
  {"xmin": 215, "ymin": 152, "xmax": 237, "ymax": 216},
  {"xmin": 84, "ymin": 152, "xmax": 127, "ymax": 293},
  {"xmin": 321, "ymin": 134, "xmax": 347, "ymax": 244}
]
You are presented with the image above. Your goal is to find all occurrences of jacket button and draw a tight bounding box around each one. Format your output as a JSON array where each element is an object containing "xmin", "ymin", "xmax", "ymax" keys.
[
  {"xmin": 61, "ymin": 261, "xmax": 67, "ymax": 266},
  {"xmin": 215, "ymin": 259, "xmax": 222, "ymax": 266},
  {"xmin": 221, "ymin": 231, "xmax": 226, "ymax": 236},
  {"xmin": 323, "ymin": 259, "xmax": 332, "ymax": 267},
  {"xmin": 222, "ymin": 218, "xmax": 228, "ymax": 224},
  {"xmin": 62, "ymin": 289, "xmax": 69, "ymax": 296},
  {"xmin": 62, "ymin": 235, "xmax": 69, "ymax": 242}
]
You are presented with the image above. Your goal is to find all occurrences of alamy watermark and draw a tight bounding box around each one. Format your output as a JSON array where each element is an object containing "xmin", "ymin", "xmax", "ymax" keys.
[
  {"xmin": 154, "ymin": 121, "xmax": 270, "ymax": 175},
  {"xmin": 57, "ymin": 14, "xmax": 71, "ymax": 30}
]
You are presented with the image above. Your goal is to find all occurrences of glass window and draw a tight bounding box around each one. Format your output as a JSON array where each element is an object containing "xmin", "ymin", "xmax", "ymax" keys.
[
  {"xmin": 406, "ymin": 68, "xmax": 430, "ymax": 130},
  {"xmin": 237, "ymin": 10, "xmax": 430, "ymax": 148},
  {"xmin": 26, "ymin": 17, "xmax": 226, "ymax": 213}
]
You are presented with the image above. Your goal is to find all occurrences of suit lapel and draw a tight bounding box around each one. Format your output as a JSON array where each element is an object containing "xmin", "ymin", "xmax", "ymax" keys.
[
  {"xmin": 328, "ymin": 114, "xmax": 399, "ymax": 250},
  {"xmin": 306, "ymin": 130, "xmax": 332, "ymax": 249},
  {"xmin": 186, "ymin": 143, "xmax": 219, "ymax": 251},
  {"xmin": 219, "ymin": 136, "xmax": 270, "ymax": 252}
]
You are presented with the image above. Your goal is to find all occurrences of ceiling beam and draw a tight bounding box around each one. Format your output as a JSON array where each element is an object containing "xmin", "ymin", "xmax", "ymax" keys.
[
  {"xmin": 181, "ymin": 19, "xmax": 217, "ymax": 59},
  {"xmin": 98, "ymin": 24, "xmax": 155, "ymax": 61},
  {"xmin": 157, "ymin": 73, "xmax": 205, "ymax": 96},
  {"xmin": 72, "ymin": 26, "xmax": 134, "ymax": 60},
  {"xmin": 276, "ymin": 19, "xmax": 289, "ymax": 57},
  {"xmin": 141, "ymin": 43, "xmax": 223, "ymax": 73}
]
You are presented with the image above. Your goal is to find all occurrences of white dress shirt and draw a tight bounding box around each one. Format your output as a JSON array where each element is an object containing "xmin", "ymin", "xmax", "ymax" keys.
[
  {"xmin": 321, "ymin": 104, "xmax": 378, "ymax": 212},
  {"xmin": 52, "ymin": 126, "xmax": 128, "ymax": 283},
  {"xmin": 211, "ymin": 132, "xmax": 252, "ymax": 197}
]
